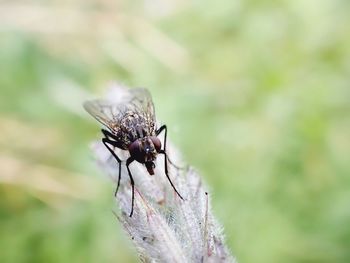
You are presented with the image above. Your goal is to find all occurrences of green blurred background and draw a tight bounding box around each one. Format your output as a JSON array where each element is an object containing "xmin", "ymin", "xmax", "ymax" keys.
[{"xmin": 1, "ymin": 0, "xmax": 349, "ymax": 262}]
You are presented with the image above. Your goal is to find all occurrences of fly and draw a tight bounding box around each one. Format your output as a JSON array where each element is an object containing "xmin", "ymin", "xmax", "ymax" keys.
[{"xmin": 83, "ymin": 88, "xmax": 183, "ymax": 216}]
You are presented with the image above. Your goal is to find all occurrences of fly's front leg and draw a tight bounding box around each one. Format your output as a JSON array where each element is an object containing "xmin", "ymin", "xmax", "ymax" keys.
[
  {"xmin": 159, "ymin": 149, "xmax": 184, "ymax": 200},
  {"xmin": 156, "ymin": 124, "xmax": 167, "ymax": 149},
  {"xmin": 126, "ymin": 157, "xmax": 135, "ymax": 217},
  {"xmin": 156, "ymin": 125, "xmax": 184, "ymax": 200},
  {"xmin": 156, "ymin": 125, "xmax": 186, "ymax": 170},
  {"xmin": 102, "ymin": 129, "xmax": 122, "ymax": 197}
]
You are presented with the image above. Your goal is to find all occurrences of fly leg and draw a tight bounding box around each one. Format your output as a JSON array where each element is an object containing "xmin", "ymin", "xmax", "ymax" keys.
[
  {"xmin": 126, "ymin": 157, "xmax": 135, "ymax": 217},
  {"xmin": 102, "ymin": 129, "xmax": 122, "ymax": 197},
  {"xmin": 156, "ymin": 125, "xmax": 184, "ymax": 200},
  {"xmin": 156, "ymin": 125, "xmax": 186, "ymax": 170},
  {"xmin": 102, "ymin": 130, "xmax": 117, "ymax": 162},
  {"xmin": 159, "ymin": 149, "xmax": 184, "ymax": 200}
]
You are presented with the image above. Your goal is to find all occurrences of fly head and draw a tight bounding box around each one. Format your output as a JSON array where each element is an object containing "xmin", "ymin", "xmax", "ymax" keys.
[{"xmin": 128, "ymin": 136, "xmax": 162, "ymax": 175}]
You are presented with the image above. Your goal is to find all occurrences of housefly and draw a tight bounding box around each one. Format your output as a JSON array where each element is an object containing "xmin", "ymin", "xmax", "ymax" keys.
[{"xmin": 83, "ymin": 88, "xmax": 183, "ymax": 216}]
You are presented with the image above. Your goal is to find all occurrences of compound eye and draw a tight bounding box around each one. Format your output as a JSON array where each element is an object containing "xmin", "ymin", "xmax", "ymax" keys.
[
  {"xmin": 150, "ymin": 136, "xmax": 162, "ymax": 152},
  {"xmin": 128, "ymin": 140, "xmax": 143, "ymax": 162}
]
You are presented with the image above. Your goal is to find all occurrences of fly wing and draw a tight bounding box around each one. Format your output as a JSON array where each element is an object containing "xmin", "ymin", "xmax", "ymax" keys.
[
  {"xmin": 128, "ymin": 88, "xmax": 156, "ymax": 131},
  {"xmin": 83, "ymin": 88, "xmax": 156, "ymax": 133},
  {"xmin": 83, "ymin": 99, "xmax": 122, "ymax": 131}
]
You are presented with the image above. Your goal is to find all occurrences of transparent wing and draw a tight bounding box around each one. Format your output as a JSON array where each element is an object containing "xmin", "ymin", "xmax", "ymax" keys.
[
  {"xmin": 128, "ymin": 88, "xmax": 156, "ymax": 127},
  {"xmin": 83, "ymin": 99, "xmax": 121, "ymax": 130},
  {"xmin": 83, "ymin": 88, "xmax": 156, "ymax": 131}
]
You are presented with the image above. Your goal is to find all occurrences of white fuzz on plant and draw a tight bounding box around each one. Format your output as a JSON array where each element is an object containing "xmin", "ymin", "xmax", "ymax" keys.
[{"xmin": 90, "ymin": 83, "xmax": 236, "ymax": 263}]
